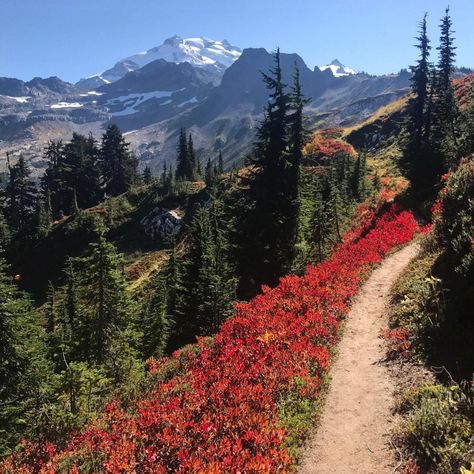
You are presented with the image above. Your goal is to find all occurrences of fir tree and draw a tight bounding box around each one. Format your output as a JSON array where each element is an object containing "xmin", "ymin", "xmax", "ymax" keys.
[
  {"xmin": 430, "ymin": 8, "xmax": 460, "ymax": 173},
  {"xmin": 235, "ymin": 50, "xmax": 300, "ymax": 296},
  {"xmin": 188, "ymin": 133, "xmax": 198, "ymax": 179},
  {"xmin": 350, "ymin": 152, "xmax": 368, "ymax": 200},
  {"xmin": 328, "ymin": 174, "xmax": 343, "ymax": 242},
  {"xmin": 217, "ymin": 151, "xmax": 224, "ymax": 175},
  {"xmin": 141, "ymin": 274, "xmax": 170, "ymax": 358},
  {"xmin": 165, "ymin": 240, "xmax": 185, "ymax": 350},
  {"xmin": 33, "ymin": 195, "xmax": 52, "ymax": 239},
  {"xmin": 41, "ymin": 141, "xmax": 66, "ymax": 217},
  {"xmin": 5, "ymin": 154, "xmax": 37, "ymax": 236},
  {"xmin": 175, "ymin": 128, "xmax": 193, "ymax": 180},
  {"xmin": 80, "ymin": 222, "xmax": 137, "ymax": 363},
  {"xmin": 196, "ymin": 157, "xmax": 202, "ymax": 178},
  {"xmin": 142, "ymin": 166, "xmax": 153, "ymax": 185},
  {"xmin": 309, "ymin": 179, "xmax": 332, "ymax": 263},
  {"xmin": 63, "ymin": 133, "xmax": 103, "ymax": 210},
  {"xmin": 0, "ymin": 259, "xmax": 51, "ymax": 454},
  {"xmin": 41, "ymin": 135, "xmax": 103, "ymax": 215},
  {"xmin": 160, "ymin": 162, "xmax": 174, "ymax": 194},
  {"xmin": 288, "ymin": 65, "xmax": 310, "ymax": 265},
  {"xmin": 64, "ymin": 258, "xmax": 78, "ymax": 333},
  {"xmin": 401, "ymin": 13, "xmax": 432, "ymax": 189},
  {"xmin": 205, "ymin": 157, "xmax": 216, "ymax": 187},
  {"xmin": 173, "ymin": 201, "xmax": 236, "ymax": 341},
  {"xmin": 101, "ymin": 125, "xmax": 139, "ymax": 196},
  {"xmin": 196, "ymin": 199, "xmax": 236, "ymax": 334},
  {"xmin": 161, "ymin": 162, "xmax": 168, "ymax": 186}
]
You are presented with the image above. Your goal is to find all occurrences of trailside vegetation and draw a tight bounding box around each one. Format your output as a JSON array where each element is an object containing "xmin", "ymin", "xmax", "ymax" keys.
[{"xmin": 1, "ymin": 204, "xmax": 419, "ymax": 472}]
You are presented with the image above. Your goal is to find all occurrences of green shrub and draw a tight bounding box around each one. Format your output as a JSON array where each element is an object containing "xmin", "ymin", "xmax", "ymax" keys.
[
  {"xmin": 391, "ymin": 250, "xmax": 446, "ymax": 343},
  {"xmin": 436, "ymin": 156, "xmax": 474, "ymax": 277},
  {"xmin": 400, "ymin": 383, "xmax": 474, "ymax": 473}
]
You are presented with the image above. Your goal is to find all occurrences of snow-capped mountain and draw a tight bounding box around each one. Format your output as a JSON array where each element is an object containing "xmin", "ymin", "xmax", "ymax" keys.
[
  {"xmin": 319, "ymin": 59, "xmax": 357, "ymax": 77},
  {"xmin": 77, "ymin": 36, "xmax": 242, "ymax": 90}
]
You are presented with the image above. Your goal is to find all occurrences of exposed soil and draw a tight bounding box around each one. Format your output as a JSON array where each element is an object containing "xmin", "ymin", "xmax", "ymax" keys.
[{"xmin": 298, "ymin": 243, "xmax": 420, "ymax": 474}]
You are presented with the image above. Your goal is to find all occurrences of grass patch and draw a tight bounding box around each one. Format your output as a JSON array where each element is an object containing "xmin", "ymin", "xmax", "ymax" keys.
[{"xmin": 278, "ymin": 373, "xmax": 331, "ymax": 461}]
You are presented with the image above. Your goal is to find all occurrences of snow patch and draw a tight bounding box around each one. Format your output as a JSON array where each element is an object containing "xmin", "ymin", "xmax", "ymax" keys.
[
  {"xmin": 79, "ymin": 91, "xmax": 104, "ymax": 97},
  {"xmin": 0, "ymin": 95, "xmax": 31, "ymax": 103},
  {"xmin": 50, "ymin": 102, "xmax": 84, "ymax": 109},
  {"xmin": 177, "ymin": 96, "xmax": 198, "ymax": 107},
  {"xmin": 107, "ymin": 90, "xmax": 178, "ymax": 116}
]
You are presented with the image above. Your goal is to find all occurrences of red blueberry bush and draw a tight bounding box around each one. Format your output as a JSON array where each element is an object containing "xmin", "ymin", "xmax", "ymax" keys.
[
  {"xmin": 304, "ymin": 129, "xmax": 356, "ymax": 161},
  {"xmin": 2, "ymin": 204, "xmax": 418, "ymax": 473}
]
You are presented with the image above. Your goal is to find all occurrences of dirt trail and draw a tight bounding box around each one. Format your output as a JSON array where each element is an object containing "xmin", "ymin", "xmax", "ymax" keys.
[{"xmin": 298, "ymin": 242, "xmax": 419, "ymax": 474}]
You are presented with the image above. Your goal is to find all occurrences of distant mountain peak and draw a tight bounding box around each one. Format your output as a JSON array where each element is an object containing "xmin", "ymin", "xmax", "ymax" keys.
[
  {"xmin": 76, "ymin": 36, "xmax": 242, "ymax": 90},
  {"xmin": 330, "ymin": 59, "xmax": 344, "ymax": 67},
  {"xmin": 319, "ymin": 59, "xmax": 357, "ymax": 77}
]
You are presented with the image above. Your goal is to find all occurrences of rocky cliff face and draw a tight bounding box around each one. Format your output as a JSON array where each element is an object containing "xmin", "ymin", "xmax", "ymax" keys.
[{"xmin": 140, "ymin": 208, "xmax": 183, "ymax": 242}]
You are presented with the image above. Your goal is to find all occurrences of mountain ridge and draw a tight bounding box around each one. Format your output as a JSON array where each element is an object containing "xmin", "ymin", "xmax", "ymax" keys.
[{"xmin": 76, "ymin": 35, "xmax": 242, "ymax": 90}]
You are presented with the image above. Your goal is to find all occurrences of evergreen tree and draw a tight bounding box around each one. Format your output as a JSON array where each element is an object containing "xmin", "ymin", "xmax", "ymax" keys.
[
  {"xmin": 5, "ymin": 154, "xmax": 37, "ymax": 236},
  {"xmin": 309, "ymin": 179, "xmax": 333, "ymax": 263},
  {"xmin": 188, "ymin": 133, "xmax": 198, "ymax": 179},
  {"xmin": 142, "ymin": 166, "xmax": 153, "ymax": 185},
  {"xmin": 42, "ymin": 135, "xmax": 103, "ymax": 215},
  {"xmin": 167, "ymin": 165, "xmax": 174, "ymax": 195},
  {"xmin": 205, "ymin": 157, "xmax": 216, "ymax": 187},
  {"xmin": 33, "ymin": 194, "xmax": 52, "ymax": 239},
  {"xmin": 430, "ymin": 8, "xmax": 460, "ymax": 173},
  {"xmin": 0, "ymin": 210, "xmax": 10, "ymax": 251},
  {"xmin": 160, "ymin": 161, "xmax": 174, "ymax": 194},
  {"xmin": 80, "ymin": 222, "xmax": 137, "ymax": 363},
  {"xmin": 141, "ymin": 274, "xmax": 170, "ymax": 358},
  {"xmin": 196, "ymin": 157, "xmax": 202, "ymax": 178},
  {"xmin": 0, "ymin": 259, "xmax": 51, "ymax": 455},
  {"xmin": 161, "ymin": 161, "xmax": 168, "ymax": 186},
  {"xmin": 401, "ymin": 13, "xmax": 432, "ymax": 188},
  {"xmin": 173, "ymin": 201, "xmax": 236, "ymax": 342},
  {"xmin": 64, "ymin": 133, "xmax": 103, "ymax": 210},
  {"xmin": 288, "ymin": 65, "xmax": 310, "ymax": 265},
  {"xmin": 328, "ymin": 173, "xmax": 343, "ymax": 242},
  {"xmin": 101, "ymin": 125, "xmax": 139, "ymax": 196},
  {"xmin": 165, "ymin": 240, "xmax": 185, "ymax": 350},
  {"xmin": 217, "ymin": 151, "xmax": 224, "ymax": 175},
  {"xmin": 234, "ymin": 49, "xmax": 299, "ymax": 297},
  {"xmin": 70, "ymin": 188, "xmax": 80, "ymax": 216},
  {"xmin": 350, "ymin": 152, "xmax": 368, "ymax": 200},
  {"xmin": 175, "ymin": 128, "xmax": 192, "ymax": 180},
  {"xmin": 64, "ymin": 257, "xmax": 79, "ymax": 333},
  {"xmin": 195, "ymin": 199, "xmax": 236, "ymax": 334},
  {"xmin": 41, "ymin": 141, "xmax": 66, "ymax": 217}
]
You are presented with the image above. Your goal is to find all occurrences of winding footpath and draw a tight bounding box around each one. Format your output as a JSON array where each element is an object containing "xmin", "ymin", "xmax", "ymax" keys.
[{"xmin": 299, "ymin": 242, "xmax": 419, "ymax": 474}]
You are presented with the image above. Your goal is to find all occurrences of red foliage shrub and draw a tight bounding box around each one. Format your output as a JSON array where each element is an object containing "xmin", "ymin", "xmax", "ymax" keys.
[
  {"xmin": 454, "ymin": 73, "xmax": 474, "ymax": 109},
  {"xmin": 380, "ymin": 327, "xmax": 413, "ymax": 355},
  {"xmin": 2, "ymin": 205, "xmax": 418, "ymax": 473},
  {"xmin": 304, "ymin": 130, "xmax": 356, "ymax": 161}
]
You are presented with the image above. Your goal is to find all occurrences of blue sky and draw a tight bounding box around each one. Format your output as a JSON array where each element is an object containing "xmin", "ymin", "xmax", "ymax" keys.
[{"xmin": 1, "ymin": 0, "xmax": 473, "ymax": 83}]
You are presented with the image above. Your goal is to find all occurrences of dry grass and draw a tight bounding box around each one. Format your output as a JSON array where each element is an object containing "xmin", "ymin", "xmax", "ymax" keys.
[{"xmin": 342, "ymin": 96, "xmax": 408, "ymax": 137}]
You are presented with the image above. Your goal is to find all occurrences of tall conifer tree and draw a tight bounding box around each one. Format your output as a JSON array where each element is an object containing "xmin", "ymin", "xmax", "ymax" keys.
[
  {"xmin": 5, "ymin": 154, "xmax": 37, "ymax": 236},
  {"xmin": 430, "ymin": 8, "xmax": 460, "ymax": 173},
  {"xmin": 235, "ymin": 49, "xmax": 300, "ymax": 297},
  {"xmin": 101, "ymin": 125, "xmax": 139, "ymax": 196},
  {"xmin": 401, "ymin": 13, "xmax": 432, "ymax": 189}
]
